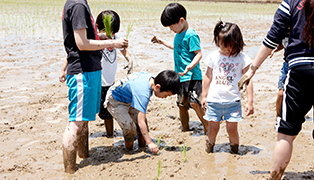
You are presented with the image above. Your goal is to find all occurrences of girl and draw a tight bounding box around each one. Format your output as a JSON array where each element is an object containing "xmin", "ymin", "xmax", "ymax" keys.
[{"xmin": 201, "ymin": 21, "xmax": 254, "ymax": 154}]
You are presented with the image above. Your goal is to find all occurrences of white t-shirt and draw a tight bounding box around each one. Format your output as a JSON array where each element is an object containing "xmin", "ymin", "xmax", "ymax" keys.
[
  {"xmin": 101, "ymin": 34, "xmax": 119, "ymax": 87},
  {"xmin": 202, "ymin": 50, "xmax": 252, "ymax": 102}
]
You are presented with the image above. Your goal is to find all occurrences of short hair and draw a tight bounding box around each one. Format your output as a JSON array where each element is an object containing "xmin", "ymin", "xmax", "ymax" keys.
[
  {"xmin": 154, "ymin": 70, "xmax": 180, "ymax": 95},
  {"xmin": 213, "ymin": 21, "xmax": 245, "ymax": 57},
  {"xmin": 96, "ymin": 10, "xmax": 120, "ymax": 34},
  {"xmin": 160, "ymin": 3, "xmax": 187, "ymax": 27}
]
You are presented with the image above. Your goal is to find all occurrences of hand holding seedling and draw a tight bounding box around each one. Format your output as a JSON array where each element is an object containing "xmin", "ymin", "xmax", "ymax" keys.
[{"xmin": 151, "ymin": 36, "xmax": 162, "ymax": 44}]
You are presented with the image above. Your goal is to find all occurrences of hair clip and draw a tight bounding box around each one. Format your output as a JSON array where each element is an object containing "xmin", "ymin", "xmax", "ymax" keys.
[{"xmin": 221, "ymin": 22, "xmax": 226, "ymax": 27}]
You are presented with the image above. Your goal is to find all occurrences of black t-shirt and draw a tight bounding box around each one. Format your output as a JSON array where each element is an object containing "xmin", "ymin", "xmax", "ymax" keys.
[{"xmin": 62, "ymin": 0, "xmax": 102, "ymax": 75}]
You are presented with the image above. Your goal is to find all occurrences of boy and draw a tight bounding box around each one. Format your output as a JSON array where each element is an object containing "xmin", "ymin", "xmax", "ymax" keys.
[
  {"xmin": 61, "ymin": 0, "xmax": 128, "ymax": 174},
  {"xmin": 105, "ymin": 70, "xmax": 180, "ymax": 153},
  {"xmin": 96, "ymin": 10, "xmax": 133, "ymax": 137},
  {"xmin": 151, "ymin": 3, "xmax": 208, "ymax": 134}
]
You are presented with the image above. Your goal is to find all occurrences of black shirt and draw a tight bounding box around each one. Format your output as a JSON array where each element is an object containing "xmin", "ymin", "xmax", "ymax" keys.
[{"xmin": 62, "ymin": 0, "xmax": 102, "ymax": 75}]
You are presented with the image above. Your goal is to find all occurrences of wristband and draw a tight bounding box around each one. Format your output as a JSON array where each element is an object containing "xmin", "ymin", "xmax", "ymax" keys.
[{"xmin": 251, "ymin": 64, "xmax": 259, "ymax": 70}]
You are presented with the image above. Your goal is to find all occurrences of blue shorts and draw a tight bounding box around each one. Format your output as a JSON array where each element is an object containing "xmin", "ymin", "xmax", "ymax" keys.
[
  {"xmin": 67, "ymin": 71, "xmax": 101, "ymax": 121},
  {"xmin": 203, "ymin": 100, "xmax": 243, "ymax": 122},
  {"xmin": 278, "ymin": 61, "xmax": 289, "ymax": 90}
]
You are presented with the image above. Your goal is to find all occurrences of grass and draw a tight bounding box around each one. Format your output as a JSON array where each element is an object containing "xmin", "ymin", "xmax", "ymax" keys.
[
  {"xmin": 102, "ymin": 13, "xmax": 112, "ymax": 39},
  {"xmin": 156, "ymin": 160, "xmax": 161, "ymax": 180},
  {"xmin": 0, "ymin": 0, "xmax": 279, "ymax": 38},
  {"xmin": 180, "ymin": 143, "xmax": 188, "ymax": 163},
  {"xmin": 125, "ymin": 21, "xmax": 134, "ymax": 39},
  {"xmin": 156, "ymin": 134, "xmax": 171, "ymax": 155}
]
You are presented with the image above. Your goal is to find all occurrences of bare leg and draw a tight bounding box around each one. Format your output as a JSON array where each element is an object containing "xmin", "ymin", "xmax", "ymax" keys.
[
  {"xmin": 270, "ymin": 133, "xmax": 296, "ymax": 180},
  {"xmin": 138, "ymin": 132, "xmax": 146, "ymax": 148},
  {"xmin": 62, "ymin": 121, "xmax": 85, "ymax": 173},
  {"xmin": 190, "ymin": 102, "xmax": 208, "ymax": 134},
  {"xmin": 104, "ymin": 118, "xmax": 114, "ymax": 137},
  {"xmin": 77, "ymin": 122, "xmax": 89, "ymax": 158},
  {"xmin": 179, "ymin": 106, "xmax": 190, "ymax": 132},
  {"xmin": 206, "ymin": 121, "xmax": 219, "ymax": 153},
  {"xmin": 276, "ymin": 89, "xmax": 284, "ymax": 117}
]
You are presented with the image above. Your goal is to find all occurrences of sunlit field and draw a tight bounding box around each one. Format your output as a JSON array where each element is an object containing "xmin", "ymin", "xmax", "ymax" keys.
[{"xmin": 0, "ymin": 0, "xmax": 279, "ymax": 38}]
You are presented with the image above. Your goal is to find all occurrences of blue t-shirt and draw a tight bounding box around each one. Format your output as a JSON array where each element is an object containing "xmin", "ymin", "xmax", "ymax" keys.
[
  {"xmin": 173, "ymin": 28, "xmax": 202, "ymax": 82},
  {"xmin": 110, "ymin": 72, "xmax": 153, "ymax": 113}
]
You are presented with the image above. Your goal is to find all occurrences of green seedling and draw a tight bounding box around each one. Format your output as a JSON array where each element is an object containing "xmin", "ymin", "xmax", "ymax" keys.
[
  {"xmin": 180, "ymin": 143, "xmax": 188, "ymax": 163},
  {"xmin": 102, "ymin": 14, "xmax": 112, "ymax": 39},
  {"xmin": 155, "ymin": 134, "xmax": 171, "ymax": 155},
  {"xmin": 156, "ymin": 160, "xmax": 161, "ymax": 180},
  {"xmin": 126, "ymin": 21, "xmax": 134, "ymax": 39}
]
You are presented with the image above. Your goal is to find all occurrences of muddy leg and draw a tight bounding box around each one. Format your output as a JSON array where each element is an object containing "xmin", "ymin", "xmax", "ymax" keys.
[
  {"xmin": 138, "ymin": 132, "xmax": 146, "ymax": 148},
  {"xmin": 63, "ymin": 145, "xmax": 77, "ymax": 174},
  {"xmin": 230, "ymin": 144, "xmax": 239, "ymax": 154},
  {"xmin": 62, "ymin": 121, "xmax": 84, "ymax": 173},
  {"xmin": 125, "ymin": 140, "xmax": 134, "ymax": 151},
  {"xmin": 77, "ymin": 122, "xmax": 89, "ymax": 158},
  {"xmin": 190, "ymin": 102, "xmax": 208, "ymax": 135},
  {"xmin": 205, "ymin": 138, "xmax": 215, "ymax": 153},
  {"xmin": 104, "ymin": 118, "xmax": 114, "ymax": 137},
  {"xmin": 179, "ymin": 106, "xmax": 190, "ymax": 132}
]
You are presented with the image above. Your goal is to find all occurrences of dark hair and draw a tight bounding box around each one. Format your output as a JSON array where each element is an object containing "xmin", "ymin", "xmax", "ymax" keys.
[
  {"xmin": 154, "ymin": 70, "xmax": 180, "ymax": 95},
  {"xmin": 96, "ymin": 10, "xmax": 120, "ymax": 34},
  {"xmin": 303, "ymin": 0, "xmax": 314, "ymax": 48},
  {"xmin": 213, "ymin": 21, "xmax": 245, "ymax": 57},
  {"xmin": 161, "ymin": 3, "xmax": 187, "ymax": 27}
]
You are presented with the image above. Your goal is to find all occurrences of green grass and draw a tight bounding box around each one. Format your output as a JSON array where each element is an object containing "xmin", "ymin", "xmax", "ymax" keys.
[
  {"xmin": 180, "ymin": 143, "xmax": 188, "ymax": 163},
  {"xmin": 156, "ymin": 160, "xmax": 161, "ymax": 180},
  {"xmin": 102, "ymin": 13, "xmax": 113, "ymax": 38},
  {"xmin": 0, "ymin": 0, "xmax": 279, "ymax": 38}
]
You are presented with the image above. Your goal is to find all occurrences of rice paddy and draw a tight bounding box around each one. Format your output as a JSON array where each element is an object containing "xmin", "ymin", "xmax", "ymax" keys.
[{"xmin": 0, "ymin": 0, "xmax": 279, "ymax": 38}]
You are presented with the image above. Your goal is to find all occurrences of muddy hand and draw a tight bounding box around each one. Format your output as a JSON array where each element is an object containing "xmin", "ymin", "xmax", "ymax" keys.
[
  {"xmin": 123, "ymin": 56, "xmax": 133, "ymax": 74},
  {"xmin": 238, "ymin": 75, "xmax": 250, "ymax": 91},
  {"xmin": 151, "ymin": 36, "xmax": 161, "ymax": 44}
]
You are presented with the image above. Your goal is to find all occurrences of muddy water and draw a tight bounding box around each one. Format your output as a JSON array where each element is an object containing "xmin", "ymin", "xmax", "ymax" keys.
[{"xmin": 1, "ymin": 1, "xmax": 314, "ymax": 180}]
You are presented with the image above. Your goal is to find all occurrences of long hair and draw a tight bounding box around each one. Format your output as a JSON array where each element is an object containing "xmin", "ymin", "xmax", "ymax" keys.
[{"xmin": 303, "ymin": 0, "xmax": 314, "ymax": 48}]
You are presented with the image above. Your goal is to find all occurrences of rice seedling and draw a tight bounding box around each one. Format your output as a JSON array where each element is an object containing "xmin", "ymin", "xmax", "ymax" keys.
[
  {"xmin": 125, "ymin": 21, "xmax": 134, "ymax": 39},
  {"xmin": 180, "ymin": 143, "xmax": 188, "ymax": 163},
  {"xmin": 155, "ymin": 134, "xmax": 171, "ymax": 155},
  {"xmin": 102, "ymin": 13, "xmax": 112, "ymax": 39},
  {"xmin": 156, "ymin": 160, "xmax": 161, "ymax": 180}
]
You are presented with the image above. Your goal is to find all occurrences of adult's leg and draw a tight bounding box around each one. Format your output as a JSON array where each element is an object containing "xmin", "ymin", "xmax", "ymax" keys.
[
  {"xmin": 62, "ymin": 121, "xmax": 86, "ymax": 173},
  {"xmin": 276, "ymin": 89, "xmax": 284, "ymax": 117},
  {"xmin": 226, "ymin": 122, "xmax": 239, "ymax": 153},
  {"xmin": 270, "ymin": 133, "xmax": 296, "ymax": 180},
  {"xmin": 206, "ymin": 121, "xmax": 219, "ymax": 153},
  {"xmin": 190, "ymin": 102, "xmax": 208, "ymax": 134}
]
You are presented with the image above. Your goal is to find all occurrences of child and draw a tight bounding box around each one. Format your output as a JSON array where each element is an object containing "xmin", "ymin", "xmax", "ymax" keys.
[
  {"xmin": 61, "ymin": 0, "xmax": 128, "ymax": 174},
  {"xmin": 201, "ymin": 21, "xmax": 254, "ymax": 154},
  {"xmin": 151, "ymin": 3, "xmax": 208, "ymax": 134},
  {"xmin": 96, "ymin": 10, "xmax": 133, "ymax": 136},
  {"xmin": 104, "ymin": 70, "xmax": 180, "ymax": 154}
]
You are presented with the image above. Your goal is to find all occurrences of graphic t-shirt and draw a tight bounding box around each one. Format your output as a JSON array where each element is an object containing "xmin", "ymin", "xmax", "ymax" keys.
[
  {"xmin": 62, "ymin": 0, "xmax": 102, "ymax": 75},
  {"xmin": 173, "ymin": 29, "xmax": 202, "ymax": 82},
  {"xmin": 101, "ymin": 34, "xmax": 119, "ymax": 86},
  {"xmin": 203, "ymin": 50, "xmax": 252, "ymax": 102},
  {"xmin": 109, "ymin": 72, "xmax": 153, "ymax": 113}
]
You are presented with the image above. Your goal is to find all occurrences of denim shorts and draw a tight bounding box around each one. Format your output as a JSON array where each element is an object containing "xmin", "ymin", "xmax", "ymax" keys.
[
  {"xmin": 203, "ymin": 100, "xmax": 243, "ymax": 122},
  {"xmin": 278, "ymin": 61, "xmax": 289, "ymax": 90}
]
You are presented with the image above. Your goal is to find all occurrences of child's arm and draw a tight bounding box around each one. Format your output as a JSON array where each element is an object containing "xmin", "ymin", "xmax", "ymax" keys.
[
  {"xmin": 242, "ymin": 65, "xmax": 254, "ymax": 116},
  {"xmin": 178, "ymin": 50, "xmax": 202, "ymax": 76},
  {"xmin": 120, "ymin": 48, "xmax": 133, "ymax": 74},
  {"xmin": 138, "ymin": 111, "xmax": 159, "ymax": 154},
  {"xmin": 74, "ymin": 28, "xmax": 128, "ymax": 50},
  {"xmin": 59, "ymin": 59, "xmax": 68, "ymax": 83},
  {"xmin": 201, "ymin": 67, "xmax": 212, "ymax": 109},
  {"xmin": 151, "ymin": 36, "xmax": 174, "ymax": 50}
]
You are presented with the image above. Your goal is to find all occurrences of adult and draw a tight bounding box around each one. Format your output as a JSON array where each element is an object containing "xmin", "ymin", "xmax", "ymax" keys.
[{"xmin": 239, "ymin": 0, "xmax": 314, "ymax": 179}]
